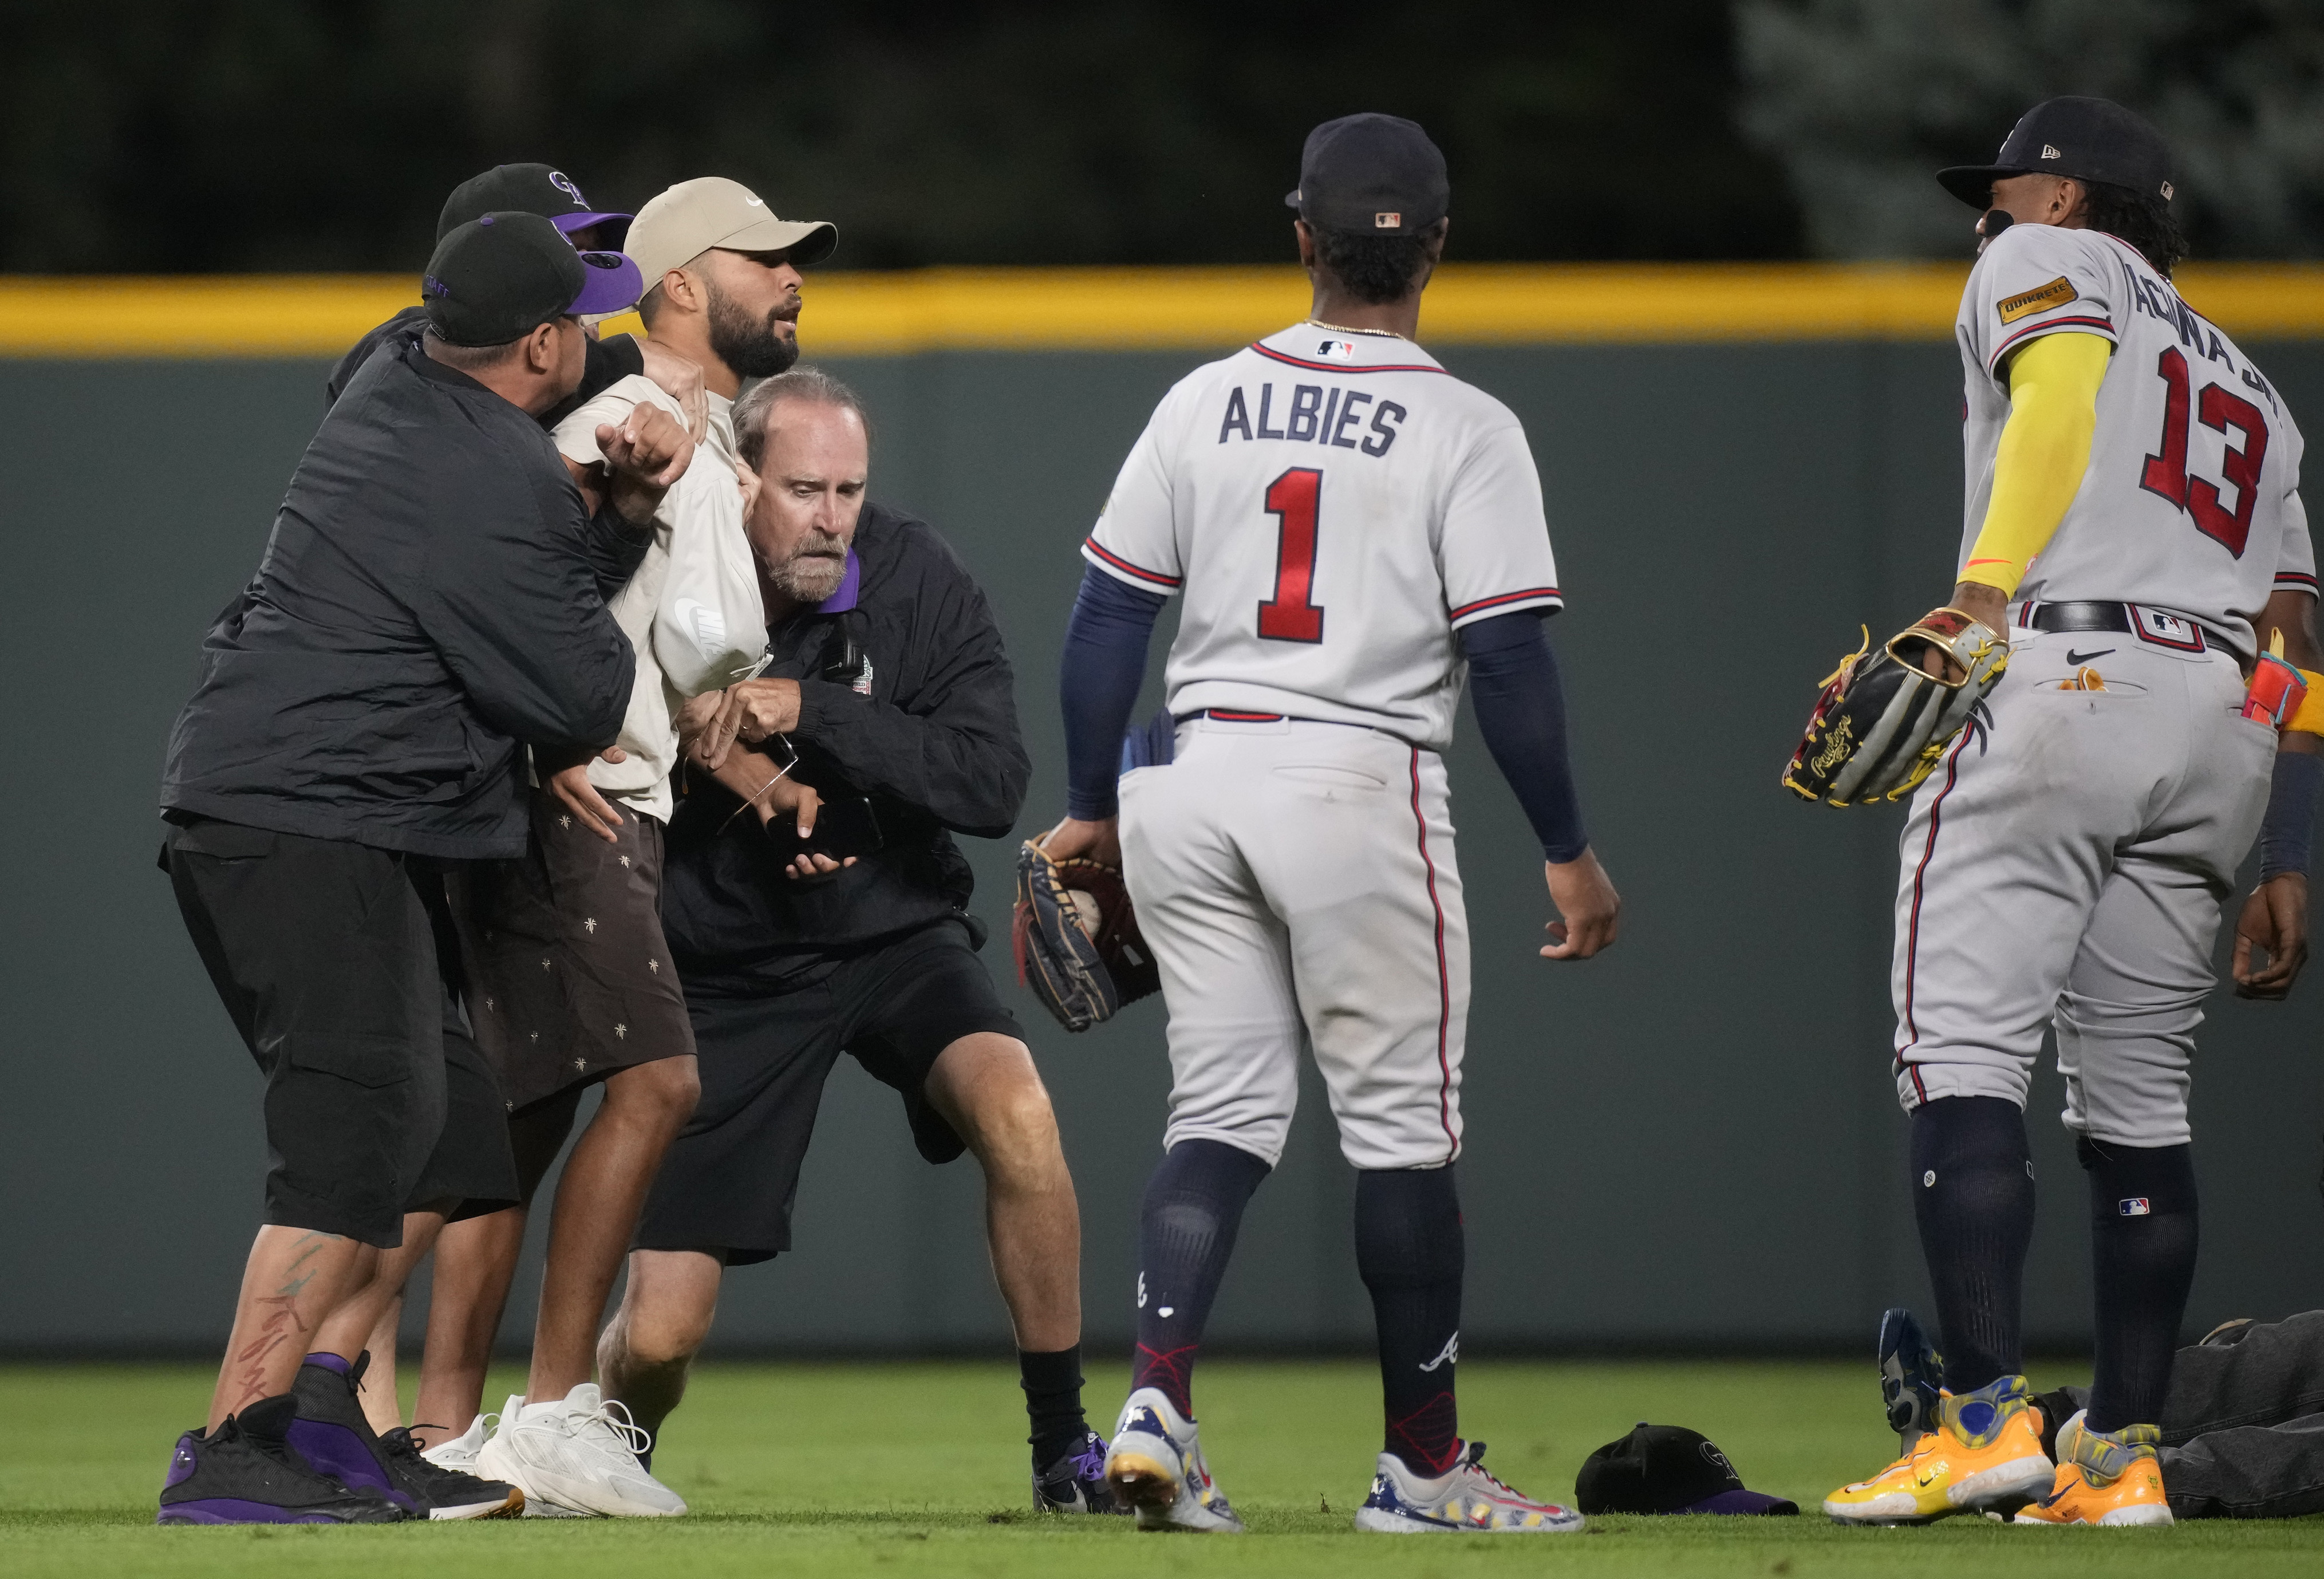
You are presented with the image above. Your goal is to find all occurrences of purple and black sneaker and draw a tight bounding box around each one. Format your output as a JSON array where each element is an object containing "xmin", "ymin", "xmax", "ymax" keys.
[
  {"xmin": 1033, "ymin": 1430, "xmax": 1127, "ymax": 1514},
  {"xmin": 292, "ymin": 1350, "xmax": 520, "ymax": 1519},
  {"xmin": 157, "ymin": 1393, "xmax": 405, "ymax": 1525}
]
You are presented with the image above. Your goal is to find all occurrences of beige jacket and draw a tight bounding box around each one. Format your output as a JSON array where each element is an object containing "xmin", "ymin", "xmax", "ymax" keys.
[{"xmin": 551, "ymin": 379, "xmax": 766, "ymax": 821}]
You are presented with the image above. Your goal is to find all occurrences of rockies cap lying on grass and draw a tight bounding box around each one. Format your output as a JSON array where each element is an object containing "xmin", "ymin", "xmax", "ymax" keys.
[
  {"xmin": 1283, "ymin": 111, "xmax": 1449, "ymax": 236},
  {"xmin": 1576, "ymin": 1423, "xmax": 1800, "ymax": 1515},
  {"xmin": 421, "ymin": 211, "xmax": 644, "ymax": 346},
  {"xmin": 624, "ymin": 175, "xmax": 838, "ymax": 287}
]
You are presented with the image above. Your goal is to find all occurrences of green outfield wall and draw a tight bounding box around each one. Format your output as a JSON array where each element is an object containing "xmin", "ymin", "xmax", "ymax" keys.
[{"xmin": 5, "ymin": 338, "xmax": 2323, "ymax": 1357}]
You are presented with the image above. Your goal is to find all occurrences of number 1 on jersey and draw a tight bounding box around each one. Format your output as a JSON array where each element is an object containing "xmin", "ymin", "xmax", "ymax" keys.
[{"xmin": 1257, "ymin": 467, "xmax": 1325, "ymax": 643}]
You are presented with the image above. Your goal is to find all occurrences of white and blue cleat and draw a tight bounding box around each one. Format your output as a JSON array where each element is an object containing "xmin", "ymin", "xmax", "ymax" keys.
[
  {"xmin": 1103, "ymin": 1388, "xmax": 1244, "ymax": 1533},
  {"xmin": 1354, "ymin": 1442, "xmax": 1585, "ymax": 1534}
]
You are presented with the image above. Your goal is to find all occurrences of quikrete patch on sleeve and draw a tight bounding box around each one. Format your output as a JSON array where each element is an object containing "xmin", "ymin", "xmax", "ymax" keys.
[{"xmin": 1998, "ymin": 276, "xmax": 2080, "ymax": 325}]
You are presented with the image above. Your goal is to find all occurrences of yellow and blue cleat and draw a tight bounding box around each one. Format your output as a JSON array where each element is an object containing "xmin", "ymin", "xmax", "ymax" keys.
[
  {"xmin": 2014, "ymin": 1411, "xmax": 2172, "ymax": 1527},
  {"xmin": 1824, "ymin": 1375, "xmax": 2054, "ymax": 1524}
]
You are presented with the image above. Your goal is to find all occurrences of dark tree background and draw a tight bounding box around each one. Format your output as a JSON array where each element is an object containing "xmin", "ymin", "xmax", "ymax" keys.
[
  {"xmin": 1739, "ymin": 0, "xmax": 2324, "ymax": 262},
  {"xmin": 0, "ymin": 0, "xmax": 1802, "ymax": 272}
]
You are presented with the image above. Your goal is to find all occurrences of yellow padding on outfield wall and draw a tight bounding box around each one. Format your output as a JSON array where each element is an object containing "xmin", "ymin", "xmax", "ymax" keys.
[{"xmin": 6, "ymin": 263, "xmax": 2324, "ymax": 357}]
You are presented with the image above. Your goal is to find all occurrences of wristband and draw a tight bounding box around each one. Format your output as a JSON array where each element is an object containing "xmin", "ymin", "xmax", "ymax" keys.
[{"xmin": 2259, "ymin": 750, "xmax": 2324, "ymax": 881}]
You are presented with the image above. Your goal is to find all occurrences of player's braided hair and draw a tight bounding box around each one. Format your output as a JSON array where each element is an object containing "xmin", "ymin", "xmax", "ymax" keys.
[
  {"xmin": 733, "ymin": 365, "xmax": 872, "ymax": 474},
  {"xmin": 2080, "ymin": 180, "xmax": 2188, "ymax": 278},
  {"xmin": 1311, "ymin": 219, "xmax": 1449, "ymax": 305}
]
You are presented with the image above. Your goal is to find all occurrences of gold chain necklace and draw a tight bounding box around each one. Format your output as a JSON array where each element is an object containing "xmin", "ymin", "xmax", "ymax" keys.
[{"xmin": 1307, "ymin": 318, "xmax": 1407, "ymax": 341}]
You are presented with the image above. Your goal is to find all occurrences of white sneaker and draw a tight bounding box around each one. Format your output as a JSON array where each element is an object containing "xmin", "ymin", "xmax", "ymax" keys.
[
  {"xmin": 1354, "ymin": 1442, "xmax": 1585, "ymax": 1533},
  {"xmin": 474, "ymin": 1395, "xmax": 584, "ymax": 1518},
  {"xmin": 476, "ymin": 1384, "xmax": 685, "ymax": 1519},
  {"xmin": 420, "ymin": 1411, "xmax": 494, "ymax": 1474},
  {"xmin": 1103, "ymin": 1387, "xmax": 1243, "ymax": 1533}
]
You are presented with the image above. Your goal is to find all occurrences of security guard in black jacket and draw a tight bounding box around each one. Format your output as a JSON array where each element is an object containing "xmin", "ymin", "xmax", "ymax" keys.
[
  {"xmin": 154, "ymin": 212, "xmax": 695, "ymax": 1527},
  {"xmin": 601, "ymin": 367, "xmax": 1122, "ymax": 1517}
]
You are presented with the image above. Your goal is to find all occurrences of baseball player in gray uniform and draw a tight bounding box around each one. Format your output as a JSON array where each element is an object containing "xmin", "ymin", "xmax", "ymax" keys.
[
  {"xmin": 1041, "ymin": 114, "xmax": 1619, "ymax": 1534},
  {"xmin": 1821, "ymin": 97, "xmax": 2324, "ymax": 1529}
]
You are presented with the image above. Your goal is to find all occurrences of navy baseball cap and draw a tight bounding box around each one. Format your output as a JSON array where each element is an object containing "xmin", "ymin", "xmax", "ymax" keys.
[
  {"xmin": 437, "ymin": 163, "xmax": 633, "ymax": 246},
  {"xmin": 421, "ymin": 212, "xmax": 643, "ymax": 346},
  {"xmin": 1938, "ymin": 97, "xmax": 2175, "ymax": 210},
  {"xmin": 1285, "ymin": 113, "xmax": 1449, "ymax": 236},
  {"xmin": 1576, "ymin": 1424, "xmax": 1798, "ymax": 1517}
]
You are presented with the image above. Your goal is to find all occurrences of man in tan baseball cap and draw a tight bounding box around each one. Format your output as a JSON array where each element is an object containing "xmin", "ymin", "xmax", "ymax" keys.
[{"xmin": 628, "ymin": 178, "xmax": 838, "ymax": 397}]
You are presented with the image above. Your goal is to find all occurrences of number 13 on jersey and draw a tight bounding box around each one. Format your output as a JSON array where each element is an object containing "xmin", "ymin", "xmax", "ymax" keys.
[{"xmin": 1257, "ymin": 467, "xmax": 1325, "ymax": 643}]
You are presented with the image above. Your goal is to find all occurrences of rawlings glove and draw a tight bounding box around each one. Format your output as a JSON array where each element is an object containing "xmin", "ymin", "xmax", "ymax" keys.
[
  {"xmin": 1012, "ymin": 840, "xmax": 1162, "ymax": 1033},
  {"xmin": 1784, "ymin": 607, "xmax": 2009, "ymax": 806}
]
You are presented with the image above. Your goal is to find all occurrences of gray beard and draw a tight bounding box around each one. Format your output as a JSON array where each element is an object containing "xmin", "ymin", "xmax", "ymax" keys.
[{"xmin": 771, "ymin": 549, "xmax": 847, "ymax": 603}]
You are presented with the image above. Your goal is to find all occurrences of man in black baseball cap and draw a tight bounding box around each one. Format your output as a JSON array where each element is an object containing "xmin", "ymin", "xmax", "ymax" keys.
[
  {"xmin": 1938, "ymin": 96, "xmax": 2186, "ymax": 279},
  {"xmin": 1286, "ymin": 112, "xmax": 1450, "ymax": 238},
  {"xmin": 1939, "ymin": 96, "xmax": 2175, "ymax": 211},
  {"xmin": 439, "ymin": 162, "xmax": 632, "ymax": 250},
  {"xmin": 327, "ymin": 162, "xmax": 653, "ymax": 409},
  {"xmin": 422, "ymin": 211, "xmax": 643, "ymax": 358}
]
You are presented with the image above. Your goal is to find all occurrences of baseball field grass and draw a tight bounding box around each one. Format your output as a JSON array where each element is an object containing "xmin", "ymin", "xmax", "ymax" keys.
[{"xmin": 5, "ymin": 1357, "xmax": 2321, "ymax": 1577}]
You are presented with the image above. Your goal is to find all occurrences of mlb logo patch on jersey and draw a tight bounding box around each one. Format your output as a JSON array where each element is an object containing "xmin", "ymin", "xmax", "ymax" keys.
[
  {"xmin": 2132, "ymin": 605, "xmax": 2205, "ymax": 652},
  {"xmin": 1999, "ymin": 275, "xmax": 2078, "ymax": 324},
  {"xmin": 1315, "ymin": 338, "xmax": 1357, "ymax": 361},
  {"xmin": 2119, "ymin": 1197, "xmax": 2152, "ymax": 1216}
]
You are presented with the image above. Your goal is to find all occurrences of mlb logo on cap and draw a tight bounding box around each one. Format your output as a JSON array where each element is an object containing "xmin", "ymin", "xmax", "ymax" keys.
[{"xmin": 2120, "ymin": 1198, "xmax": 2152, "ymax": 1216}]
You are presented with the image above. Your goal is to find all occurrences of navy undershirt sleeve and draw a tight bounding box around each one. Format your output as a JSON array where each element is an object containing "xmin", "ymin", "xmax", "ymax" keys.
[
  {"xmin": 1061, "ymin": 565, "xmax": 1166, "ymax": 820},
  {"xmin": 2260, "ymin": 749, "xmax": 2323, "ymax": 880},
  {"xmin": 1461, "ymin": 609, "xmax": 1589, "ymax": 862}
]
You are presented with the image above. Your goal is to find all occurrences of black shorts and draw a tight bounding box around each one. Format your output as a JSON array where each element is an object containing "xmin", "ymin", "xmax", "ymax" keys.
[
  {"xmin": 413, "ymin": 985, "xmax": 523, "ymax": 1222},
  {"xmin": 454, "ymin": 788, "xmax": 696, "ymax": 1112},
  {"xmin": 635, "ymin": 919, "xmax": 1023, "ymax": 1265},
  {"xmin": 165, "ymin": 817, "xmax": 514, "ymax": 1246}
]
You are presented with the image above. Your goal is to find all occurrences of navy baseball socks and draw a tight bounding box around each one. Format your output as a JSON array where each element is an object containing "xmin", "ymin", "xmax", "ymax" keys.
[
  {"xmin": 1351, "ymin": 1164, "xmax": 1583, "ymax": 1533},
  {"xmin": 1356, "ymin": 1165, "xmax": 1466, "ymax": 1476},
  {"xmin": 2078, "ymin": 1137, "xmax": 2198, "ymax": 1433},
  {"xmin": 1910, "ymin": 1096, "xmax": 2037, "ymax": 1395},
  {"xmin": 1104, "ymin": 1138, "xmax": 1270, "ymax": 1531},
  {"xmin": 1129, "ymin": 1139, "xmax": 1273, "ymax": 1416}
]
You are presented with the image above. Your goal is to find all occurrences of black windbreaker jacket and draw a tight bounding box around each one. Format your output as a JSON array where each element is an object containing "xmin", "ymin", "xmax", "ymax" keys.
[
  {"xmin": 160, "ymin": 340, "xmax": 647, "ymax": 860},
  {"xmin": 660, "ymin": 503, "xmax": 1031, "ymax": 967}
]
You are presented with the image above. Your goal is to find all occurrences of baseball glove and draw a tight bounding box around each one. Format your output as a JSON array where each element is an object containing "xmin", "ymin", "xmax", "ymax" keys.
[
  {"xmin": 1012, "ymin": 841, "xmax": 1163, "ymax": 1033},
  {"xmin": 1783, "ymin": 607, "xmax": 2009, "ymax": 806}
]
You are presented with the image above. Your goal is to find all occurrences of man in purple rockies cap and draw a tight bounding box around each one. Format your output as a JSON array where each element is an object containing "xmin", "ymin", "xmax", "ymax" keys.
[
  {"xmin": 326, "ymin": 163, "xmax": 638, "ymax": 407},
  {"xmin": 153, "ymin": 212, "xmax": 692, "ymax": 1525}
]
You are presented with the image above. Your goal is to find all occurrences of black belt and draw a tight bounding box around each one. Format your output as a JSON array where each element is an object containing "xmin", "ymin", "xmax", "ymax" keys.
[
  {"xmin": 2019, "ymin": 600, "xmax": 2224, "ymax": 655},
  {"xmin": 1179, "ymin": 708, "xmax": 1416, "ymax": 745}
]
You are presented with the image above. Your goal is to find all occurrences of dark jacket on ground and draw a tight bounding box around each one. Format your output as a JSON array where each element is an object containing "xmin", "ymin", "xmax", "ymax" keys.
[
  {"xmin": 661, "ymin": 502, "xmax": 1030, "ymax": 969},
  {"xmin": 326, "ymin": 306, "xmax": 645, "ymax": 428},
  {"xmin": 161, "ymin": 339, "xmax": 649, "ymax": 860}
]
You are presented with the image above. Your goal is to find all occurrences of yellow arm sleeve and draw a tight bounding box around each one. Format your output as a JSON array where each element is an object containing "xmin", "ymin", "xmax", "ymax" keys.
[{"xmin": 1959, "ymin": 331, "xmax": 2112, "ymax": 597}]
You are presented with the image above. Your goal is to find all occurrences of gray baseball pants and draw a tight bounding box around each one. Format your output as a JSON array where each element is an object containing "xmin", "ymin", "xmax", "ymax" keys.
[{"xmin": 1888, "ymin": 627, "xmax": 2274, "ymax": 1145}]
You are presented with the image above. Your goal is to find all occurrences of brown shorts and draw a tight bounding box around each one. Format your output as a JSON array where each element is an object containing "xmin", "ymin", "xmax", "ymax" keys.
[{"xmin": 453, "ymin": 787, "xmax": 695, "ymax": 1113}]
